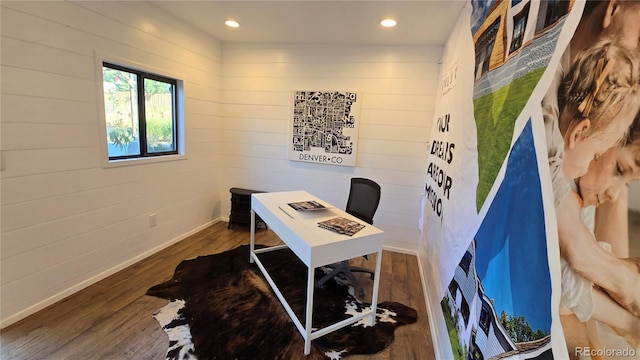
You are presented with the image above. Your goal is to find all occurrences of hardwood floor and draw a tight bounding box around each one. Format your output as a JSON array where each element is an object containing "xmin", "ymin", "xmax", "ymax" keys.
[{"xmin": 0, "ymin": 221, "xmax": 436, "ymax": 360}]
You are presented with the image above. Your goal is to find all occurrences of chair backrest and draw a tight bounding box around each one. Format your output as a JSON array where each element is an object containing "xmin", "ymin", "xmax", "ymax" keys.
[{"xmin": 345, "ymin": 178, "xmax": 381, "ymax": 225}]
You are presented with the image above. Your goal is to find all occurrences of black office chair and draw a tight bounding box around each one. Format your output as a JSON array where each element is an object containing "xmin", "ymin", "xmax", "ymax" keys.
[{"xmin": 317, "ymin": 178, "xmax": 381, "ymax": 298}]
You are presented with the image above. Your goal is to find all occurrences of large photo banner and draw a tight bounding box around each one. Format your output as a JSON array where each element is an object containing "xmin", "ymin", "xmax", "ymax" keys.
[{"xmin": 424, "ymin": 1, "xmax": 640, "ymax": 359}]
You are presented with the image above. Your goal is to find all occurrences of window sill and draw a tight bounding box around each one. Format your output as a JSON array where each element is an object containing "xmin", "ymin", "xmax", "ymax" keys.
[{"xmin": 102, "ymin": 154, "xmax": 187, "ymax": 168}]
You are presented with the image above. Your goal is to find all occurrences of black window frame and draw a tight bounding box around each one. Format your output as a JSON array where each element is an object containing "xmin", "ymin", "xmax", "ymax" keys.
[
  {"xmin": 479, "ymin": 302, "xmax": 492, "ymax": 335},
  {"xmin": 460, "ymin": 250, "xmax": 473, "ymax": 276},
  {"xmin": 460, "ymin": 296, "xmax": 471, "ymax": 326},
  {"xmin": 102, "ymin": 62, "xmax": 179, "ymax": 161},
  {"xmin": 509, "ymin": 3, "xmax": 530, "ymax": 54}
]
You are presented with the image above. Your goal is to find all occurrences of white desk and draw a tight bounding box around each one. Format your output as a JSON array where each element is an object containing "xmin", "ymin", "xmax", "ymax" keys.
[{"xmin": 249, "ymin": 190, "xmax": 384, "ymax": 355}]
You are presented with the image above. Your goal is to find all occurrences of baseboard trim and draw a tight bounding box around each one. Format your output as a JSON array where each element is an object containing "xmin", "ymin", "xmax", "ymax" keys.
[
  {"xmin": 384, "ymin": 246, "xmax": 446, "ymax": 358},
  {"xmin": 415, "ymin": 254, "xmax": 445, "ymax": 359},
  {"xmin": 382, "ymin": 245, "xmax": 418, "ymax": 255},
  {"xmin": 0, "ymin": 219, "xmax": 219, "ymax": 329}
]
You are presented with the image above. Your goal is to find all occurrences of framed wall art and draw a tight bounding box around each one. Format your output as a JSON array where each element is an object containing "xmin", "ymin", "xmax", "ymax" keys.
[{"xmin": 289, "ymin": 90, "xmax": 360, "ymax": 167}]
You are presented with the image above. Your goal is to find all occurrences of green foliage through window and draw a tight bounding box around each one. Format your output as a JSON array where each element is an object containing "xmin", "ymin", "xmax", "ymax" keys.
[{"xmin": 102, "ymin": 62, "xmax": 178, "ymax": 159}]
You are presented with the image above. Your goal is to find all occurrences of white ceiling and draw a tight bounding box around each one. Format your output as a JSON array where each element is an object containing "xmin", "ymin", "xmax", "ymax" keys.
[{"xmin": 150, "ymin": 1, "xmax": 466, "ymax": 46}]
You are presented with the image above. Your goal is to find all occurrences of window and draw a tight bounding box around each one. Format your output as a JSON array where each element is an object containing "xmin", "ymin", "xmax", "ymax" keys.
[
  {"xmin": 479, "ymin": 302, "xmax": 492, "ymax": 335},
  {"xmin": 102, "ymin": 62, "xmax": 179, "ymax": 161},
  {"xmin": 448, "ymin": 280, "xmax": 459, "ymax": 297},
  {"xmin": 474, "ymin": 17, "xmax": 500, "ymax": 78},
  {"xmin": 544, "ymin": 0, "xmax": 569, "ymax": 28},
  {"xmin": 470, "ymin": 329, "xmax": 485, "ymax": 360},
  {"xmin": 509, "ymin": 4, "xmax": 530, "ymax": 54},
  {"xmin": 460, "ymin": 296, "xmax": 470, "ymax": 326},
  {"xmin": 459, "ymin": 250, "xmax": 473, "ymax": 276}
]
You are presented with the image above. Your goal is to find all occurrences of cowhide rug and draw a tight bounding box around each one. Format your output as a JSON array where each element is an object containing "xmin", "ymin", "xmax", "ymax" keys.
[{"xmin": 146, "ymin": 244, "xmax": 417, "ymax": 360}]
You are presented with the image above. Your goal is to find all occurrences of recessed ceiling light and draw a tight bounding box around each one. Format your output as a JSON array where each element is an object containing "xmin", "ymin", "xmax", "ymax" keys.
[
  {"xmin": 225, "ymin": 19, "xmax": 240, "ymax": 28},
  {"xmin": 380, "ymin": 18, "xmax": 397, "ymax": 28}
]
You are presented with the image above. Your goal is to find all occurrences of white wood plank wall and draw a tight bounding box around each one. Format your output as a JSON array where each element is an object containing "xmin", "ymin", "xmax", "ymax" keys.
[
  {"xmin": 219, "ymin": 43, "xmax": 442, "ymax": 251},
  {"xmin": 1, "ymin": 1, "xmax": 222, "ymax": 327},
  {"xmin": 1, "ymin": 1, "xmax": 444, "ymax": 327}
]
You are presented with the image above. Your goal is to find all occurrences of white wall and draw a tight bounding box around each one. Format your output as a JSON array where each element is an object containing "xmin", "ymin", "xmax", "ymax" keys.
[
  {"xmin": 1, "ymin": 1, "xmax": 222, "ymax": 327},
  {"xmin": 1, "ymin": 2, "xmax": 444, "ymax": 328},
  {"xmin": 218, "ymin": 43, "xmax": 442, "ymax": 251}
]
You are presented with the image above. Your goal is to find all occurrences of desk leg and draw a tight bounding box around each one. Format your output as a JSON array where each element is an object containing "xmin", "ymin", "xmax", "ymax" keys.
[
  {"xmin": 370, "ymin": 249, "xmax": 383, "ymax": 326},
  {"xmin": 304, "ymin": 266, "xmax": 315, "ymax": 355},
  {"xmin": 249, "ymin": 209, "xmax": 256, "ymax": 263}
]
